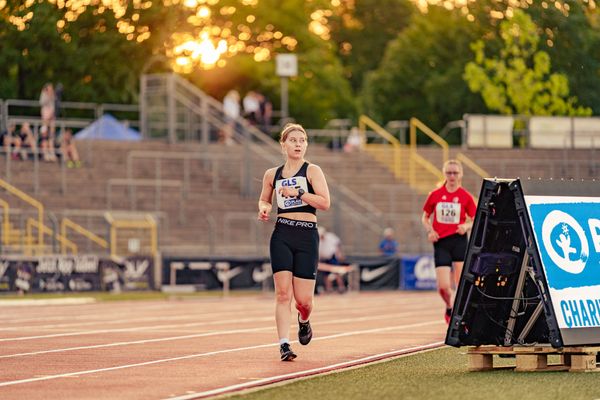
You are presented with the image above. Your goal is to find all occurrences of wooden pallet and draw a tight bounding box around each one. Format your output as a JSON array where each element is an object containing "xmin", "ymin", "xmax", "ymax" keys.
[{"xmin": 466, "ymin": 345, "xmax": 600, "ymax": 372}]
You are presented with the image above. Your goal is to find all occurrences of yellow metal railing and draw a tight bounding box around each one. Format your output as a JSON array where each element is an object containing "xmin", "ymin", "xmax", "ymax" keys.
[
  {"xmin": 105, "ymin": 213, "xmax": 158, "ymax": 258},
  {"xmin": 456, "ymin": 153, "xmax": 490, "ymax": 181},
  {"xmin": 0, "ymin": 178, "xmax": 43, "ymax": 249},
  {"xmin": 409, "ymin": 117, "xmax": 450, "ymax": 161},
  {"xmin": 0, "ymin": 198, "xmax": 11, "ymax": 245},
  {"xmin": 61, "ymin": 218, "xmax": 109, "ymax": 254},
  {"xmin": 359, "ymin": 115, "xmax": 404, "ymax": 179},
  {"xmin": 359, "ymin": 115, "xmax": 489, "ymax": 193},
  {"xmin": 26, "ymin": 217, "xmax": 77, "ymax": 254},
  {"xmin": 409, "ymin": 117, "xmax": 448, "ymax": 187}
]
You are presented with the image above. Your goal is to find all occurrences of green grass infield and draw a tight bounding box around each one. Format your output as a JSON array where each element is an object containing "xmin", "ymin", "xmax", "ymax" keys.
[{"xmin": 230, "ymin": 346, "xmax": 600, "ymax": 400}]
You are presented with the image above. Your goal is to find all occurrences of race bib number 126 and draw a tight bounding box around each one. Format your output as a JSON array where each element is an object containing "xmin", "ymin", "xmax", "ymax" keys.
[{"xmin": 436, "ymin": 202, "xmax": 461, "ymax": 224}]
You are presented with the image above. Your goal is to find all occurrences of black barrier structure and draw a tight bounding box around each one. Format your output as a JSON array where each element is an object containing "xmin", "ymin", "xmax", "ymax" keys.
[{"xmin": 446, "ymin": 178, "xmax": 600, "ymax": 348}]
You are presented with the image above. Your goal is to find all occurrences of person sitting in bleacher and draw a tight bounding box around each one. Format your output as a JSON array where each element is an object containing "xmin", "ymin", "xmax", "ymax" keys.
[
  {"xmin": 38, "ymin": 125, "xmax": 57, "ymax": 162},
  {"xmin": 59, "ymin": 128, "xmax": 81, "ymax": 168},
  {"xmin": 0, "ymin": 123, "xmax": 18, "ymax": 159},
  {"xmin": 16, "ymin": 122, "xmax": 37, "ymax": 160}
]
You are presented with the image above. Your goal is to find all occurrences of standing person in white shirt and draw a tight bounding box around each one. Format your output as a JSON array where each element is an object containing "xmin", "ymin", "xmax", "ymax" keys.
[
  {"xmin": 221, "ymin": 90, "xmax": 240, "ymax": 145},
  {"xmin": 318, "ymin": 226, "xmax": 346, "ymax": 293}
]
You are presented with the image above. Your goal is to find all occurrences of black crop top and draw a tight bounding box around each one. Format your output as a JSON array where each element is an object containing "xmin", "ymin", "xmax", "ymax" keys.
[{"xmin": 272, "ymin": 162, "xmax": 317, "ymax": 215}]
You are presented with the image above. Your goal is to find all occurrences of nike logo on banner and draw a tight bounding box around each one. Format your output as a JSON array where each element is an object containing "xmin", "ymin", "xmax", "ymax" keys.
[
  {"xmin": 361, "ymin": 266, "xmax": 390, "ymax": 282},
  {"xmin": 252, "ymin": 267, "xmax": 272, "ymax": 283},
  {"xmin": 217, "ymin": 267, "xmax": 244, "ymax": 283},
  {"xmin": 0, "ymin": 261, "xmax": 8, "ymax": 278},
  {"xmin": 124, "ymin": 260, "xmax": 149, "ymax": 279}
]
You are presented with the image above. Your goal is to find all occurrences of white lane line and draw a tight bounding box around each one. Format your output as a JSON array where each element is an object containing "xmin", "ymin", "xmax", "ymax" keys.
[
  {"xmin": 0, "ymin": 294, "xmax": 437, "ymax": 325},
  {"xmin": 0, "ymin": 302, "xmax": 437, "ymax": 342},
  {"xmin": 0, "ymin": 307, "xmax": 272, "ymax": 332},
  {"xmin": 0, "ymin": 303, "xmax": 265, "ymax": 326},
  {"xmin": 0, "ymin": 310, "xmax": 437, "ymax": 358},
  {"xmin": 0, "ymin": 301, "xmax": 188, "ymax": 322},
  {"xmin": 0, "ymin": 298, "xmax": 96, "ymax": 306},
  {"xmin": 0, "ymin": 320, "xmax": 443, "ymax": 388},
  {"xmin": 164, "ymin": 341, "xmax": 446, "ymax": 400},
  {"xmin": 0, "ymin": 298, "xmax": 432, "ymax": 332},
  {"xmin": 0, "ymin": 326, "xmax": 273, "ymax": 359}
]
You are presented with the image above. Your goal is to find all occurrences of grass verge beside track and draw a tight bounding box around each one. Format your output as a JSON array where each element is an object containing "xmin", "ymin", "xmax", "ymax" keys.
[{"xmin": 230, "ymin": 347, "xmax": 600, "ymax": 400}]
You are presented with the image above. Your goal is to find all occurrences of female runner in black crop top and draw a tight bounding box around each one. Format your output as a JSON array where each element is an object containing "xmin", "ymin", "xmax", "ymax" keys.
[{"xmin": 257, "ymin": 123, "xmax": 330, "ymax": 361}]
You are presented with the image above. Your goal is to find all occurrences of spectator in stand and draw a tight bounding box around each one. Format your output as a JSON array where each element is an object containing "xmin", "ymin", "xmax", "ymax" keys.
[
  {"xmin": 379, "ymin": 227, "xmax": 398, "ymax": 257},
  {"xmin": 54, "ymin": 82, "xmax": 64, "ymax": 119},
  {"xmin": 318, "ymin": 226, "xmax": 347, "ymax": 293},
  {"xmin": 59, "ymin": 128, "xmax": 81, "ymax": 168},
  {"xmin": 220, "ymin": 89, "xmax": 240, "ymax": 145},
  {"xmin": 242, "ymin": 91, "xmax": 260, "ymax": 125},
  {"xmin": 39, "ymin": 83, "xmax": 56, "ymax": 137},
  {"xmin": 257, "ymin": 92, "xmax": 273, "ymax": 134},
  {"xmin": 38, "ymin": 125, "xmax": 57, "ymax": 162},
  {"xmin": 0, "ymin": 123, "xmax": 18, "ymax": 159},
  {"xmin": 343, "ymin": 127, "xmax": 363, "ymax": 153},
  {"xmin": 16, "ymin": 122, "xmax": 37, "ymax": 160}
]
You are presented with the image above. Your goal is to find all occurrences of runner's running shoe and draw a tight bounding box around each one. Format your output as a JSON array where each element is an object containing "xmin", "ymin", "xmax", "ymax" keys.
[
  {"xmin": 298, "ymin": 314, "xmax": 313, "ymax": 345},
  {"xmin": 280, "ymin": 343, "xmax": 297, "ymax": 361}
]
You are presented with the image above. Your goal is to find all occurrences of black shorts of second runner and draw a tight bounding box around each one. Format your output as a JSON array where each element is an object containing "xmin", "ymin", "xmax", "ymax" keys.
[
  {"xmin": 270, "ymin": 217, "xmax": 319, "ymax": 280},
  {"xmin": 433, "ymin": 233, "xmax": 468, "ymax": 268}
]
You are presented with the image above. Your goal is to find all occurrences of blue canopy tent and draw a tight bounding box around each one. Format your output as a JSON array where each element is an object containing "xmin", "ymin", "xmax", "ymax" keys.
[{"xmin": 75, "ymin": 114, "xmax": 141, "ymax": 141}]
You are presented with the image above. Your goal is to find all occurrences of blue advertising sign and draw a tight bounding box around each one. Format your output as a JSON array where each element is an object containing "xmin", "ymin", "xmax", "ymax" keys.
[
  {"xmin": 400, "ymin": 255, "xmax": 437, "ymax": 290},
  {"xmin": 525, "ymin": 196, "xmax": 600, "ymax": 333}
]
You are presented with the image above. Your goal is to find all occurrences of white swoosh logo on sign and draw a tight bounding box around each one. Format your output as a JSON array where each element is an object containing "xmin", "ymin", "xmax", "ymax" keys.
[
  {"xmin": 0, "ymin": 262, "xmax": 8, "ymax": 278},
  {"xmin": 252, "ymin": 267, "xmax": 271, "ymax": 283},
  {"xmin": 217, "ymin": 267, "xmax": 244, "ymax": 283},
  {"xmin": 361, "ymin": 266, "xmax": 390, "ymax": 282}
]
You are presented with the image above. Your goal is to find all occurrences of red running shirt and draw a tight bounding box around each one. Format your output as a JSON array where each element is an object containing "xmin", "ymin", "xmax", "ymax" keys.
[{"xmin": 422, "ymin": 185, "xmax": 476, "ymax": 239}]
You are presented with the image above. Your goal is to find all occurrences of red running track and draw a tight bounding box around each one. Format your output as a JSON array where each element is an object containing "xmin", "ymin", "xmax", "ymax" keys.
[{"xmin": 0, "ymin": 291, "xmax": 447, "ymax": 399}]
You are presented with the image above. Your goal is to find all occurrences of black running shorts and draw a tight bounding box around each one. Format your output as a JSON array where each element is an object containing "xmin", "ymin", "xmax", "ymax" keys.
[
  {"xmin": 270, "ymin": 217, "xmax": 319, "ymax": 280},
  {"xmin": 433, "ymin": 233, "xmax": 468, "ymax": 268}
]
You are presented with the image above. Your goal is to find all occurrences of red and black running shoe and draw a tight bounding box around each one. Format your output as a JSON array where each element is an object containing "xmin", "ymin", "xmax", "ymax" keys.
[
  {"xmin": 298, "ymin": 314, "xmax": 313, "ymax": 345},
  {"xmin": 280, "ymin": 343, "xmax": 297, "ymax": 361}
]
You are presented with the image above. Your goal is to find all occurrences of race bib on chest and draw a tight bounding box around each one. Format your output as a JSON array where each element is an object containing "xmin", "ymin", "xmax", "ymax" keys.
[
  {"xmin": 436, "ymin": 202, "xmax": 461, "ymax": 224},
  {"xmin": 275, "ymin": 176, "xmax": 309, "ymax": 210}
]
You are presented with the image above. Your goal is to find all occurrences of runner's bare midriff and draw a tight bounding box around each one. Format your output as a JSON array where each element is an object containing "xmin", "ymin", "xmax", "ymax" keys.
[{"xmin": 278, "ymin": 212, "xmax": 317, "ymax": 223}]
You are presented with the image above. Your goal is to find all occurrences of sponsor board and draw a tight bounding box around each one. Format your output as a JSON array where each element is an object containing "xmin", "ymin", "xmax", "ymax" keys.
[
  {"xmin": 400, "ymin": 255, "xmax": 437, "ymax": 290},
  {"xmin": 163, "ymin": 258, "xmax": 268, "ymax": 290},
  {"xmin": 525, "ymin": 196, "xmax": 600, "ymax": 335},
  {"xmin": 0, "ymin": 255, "xmax": 153, "ymax": 293}
]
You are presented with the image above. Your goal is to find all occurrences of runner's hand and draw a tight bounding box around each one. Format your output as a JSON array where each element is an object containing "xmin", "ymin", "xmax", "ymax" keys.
[
  {"xmin": 427, "ymin": 230, "xmax": 439, "ymax": 243},
  {"xmin": 258, "ymin": 205, "xmax": 271, "ymax": 221}
]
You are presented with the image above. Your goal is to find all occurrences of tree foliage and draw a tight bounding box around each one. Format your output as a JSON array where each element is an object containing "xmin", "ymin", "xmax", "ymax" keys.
[
  {"xmin": 0, "ymin": 0, "xmax": 354, "ymax": 127},
  {"xmin": 328, "ymin": 0, "xmax": 414, "ymax": 92},
  {"xmin": 1, "ymin": 0, "xmax": 599, "ymax": 131},
  {"xmin": 524, "ymin": 1, "xmax": 600, "ymax": 115},
  {"xmin": 361, "ymin": 5, "xmax": 487, "ymax": 133},
  {"xmin": 464, "ymin": 9, "xmax": 592, "ymax": 116}
]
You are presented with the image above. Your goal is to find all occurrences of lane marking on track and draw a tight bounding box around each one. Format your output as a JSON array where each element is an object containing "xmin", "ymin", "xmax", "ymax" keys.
[
  {"xmin": 0, "ymin": 294, "xmax": 438, "ymax": 325},
  {"xmin": 0, "ymin": 320, "xmax": 442, "ymax": 388},
  {"xmin": 163, "ymin": 341, "xmax": 446, "ymax": 400},
  {"xmin": 0, "ymin": 302, "xmax": 438, "ymax": 342},
  {"xmin": 0, "ymin": 298, "xmax": 96, "ymax": 307},
  {"xmin": 0, "ymin": 309, "xmax": 438, "ymax": 358}
]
